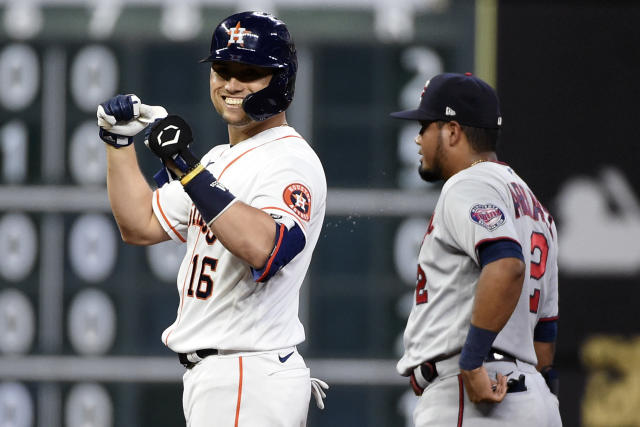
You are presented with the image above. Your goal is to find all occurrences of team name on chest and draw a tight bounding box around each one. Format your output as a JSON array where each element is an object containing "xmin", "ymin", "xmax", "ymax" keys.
[{"xmin": 189, "ymin": 205, "xmax": 218, "ymax": 245}]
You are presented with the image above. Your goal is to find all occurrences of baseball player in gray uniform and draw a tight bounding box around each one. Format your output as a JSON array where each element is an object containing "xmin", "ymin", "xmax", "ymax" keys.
[
  {"xmin": 96, "ymin": 11, "xmax": 328, "ymax": 427},
  {"xmin": 391, "ymin": 73, "xmax": 561, "ymax": 426}
]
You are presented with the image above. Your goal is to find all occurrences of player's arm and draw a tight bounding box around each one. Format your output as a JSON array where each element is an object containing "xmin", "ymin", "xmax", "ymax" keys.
[
  {"xmin": 106, "ymin": 145, "xmax": 169, "ymax": 245},
  {"xmin": 535, "ymin": 319, "xmax": 559, "ymax": 396},
  {"xmin": 459, "ymin": 241, "xmax": 526, "ymax": 403},
  {"xmin": 208, "ymin": 202, "xmax": 277, "ymax": 269},
  {"xmin": 534, "ymin": 340, "xmax": 555, "ymax": 370},
  {"xmin": 145, "ymin": 115, "xmax": 277, "ymax": 269},
  {"xmin": 98, "ymin": 94, "xmax": 171, "ymax": 246}
]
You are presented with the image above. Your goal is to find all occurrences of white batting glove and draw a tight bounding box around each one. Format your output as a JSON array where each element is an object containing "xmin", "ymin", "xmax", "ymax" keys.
[
  {"xmin": 310, "ymin": 377, "xmax": 329, "ymax": 410},
  {"xmin": 97, "ymin": 94, "xmax": 168, "ymax": 147}
]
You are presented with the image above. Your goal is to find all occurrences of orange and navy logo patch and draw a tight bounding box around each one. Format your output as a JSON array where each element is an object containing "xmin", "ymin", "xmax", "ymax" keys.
[
  {"xmin": 283, "ymin": 183, "xmax": 311, "ymax": 221},
  {"xmin": 227, "ymin": 21, "xmax": 252, "ymax": 47}
]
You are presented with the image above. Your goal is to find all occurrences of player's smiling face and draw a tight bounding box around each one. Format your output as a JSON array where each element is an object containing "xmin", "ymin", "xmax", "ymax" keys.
[
  {"xmin": 210, "ymin": 61, "xmax": 273, "ymax": 126},
  {"xmin": 416, "ymin": 121, "xmax": 446, "ymax": 182}
]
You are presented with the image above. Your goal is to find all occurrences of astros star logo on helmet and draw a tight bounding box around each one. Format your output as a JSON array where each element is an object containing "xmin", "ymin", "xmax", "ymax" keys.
[{"xmin": 227, "ymin": 22, "xmax": 252, "ymax": 46}]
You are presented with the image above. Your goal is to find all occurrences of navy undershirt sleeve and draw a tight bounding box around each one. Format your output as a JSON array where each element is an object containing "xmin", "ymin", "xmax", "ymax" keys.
[
  {"xmin": 477, "ymin": 239, "xmax": 524, "ymax": 267},
  {"xmin": 534, "ymin": 320, "xmax": 558, "ymax": 342}
]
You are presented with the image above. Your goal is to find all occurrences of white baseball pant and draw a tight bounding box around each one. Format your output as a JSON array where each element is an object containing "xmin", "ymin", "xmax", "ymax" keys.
[
  {"xmin": 413, "ymin": 356, "xmax": 562, "ymax": 426},
  {"xmin": 182, "ymin": 347, "xmax": 311, "ymax": 427}
]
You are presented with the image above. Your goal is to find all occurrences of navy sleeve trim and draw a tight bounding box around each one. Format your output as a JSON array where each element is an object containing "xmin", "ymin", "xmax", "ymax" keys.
[
  {"xmin": 477, "ymin": 238, "xmax": 524, "ymax": 267},
  {"xmin": 251, "ymin": 222, "xmax": 306, "ymax": 283},
  {"xmin": 534, "ymin": 319, "xmax": 558, "ymax": 342}
]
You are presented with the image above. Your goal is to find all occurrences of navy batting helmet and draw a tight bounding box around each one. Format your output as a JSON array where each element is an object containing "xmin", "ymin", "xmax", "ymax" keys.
[{"xmin": 201, "ymin": 11, "xmax": 297, "ymax": 122}]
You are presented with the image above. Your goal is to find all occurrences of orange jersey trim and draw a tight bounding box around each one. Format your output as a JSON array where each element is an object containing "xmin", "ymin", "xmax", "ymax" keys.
[
  {"xmin": 155, "ymin": 191, "xmax": 187, "ymax": 243},
  {"xmin": 235, "ymin": 357, "xmax": 244, "ymax": 427},
  {"xmin": 256, "ymin": 223, "xmax": 285, "ymax": 282},
  {"xmin": 218, "ymin": 135, "xmax": 302, "ymax": 181}
]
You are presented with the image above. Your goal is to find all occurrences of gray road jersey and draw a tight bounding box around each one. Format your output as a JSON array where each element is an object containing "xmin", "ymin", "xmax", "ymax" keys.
[{"xmin": 397, "ymin": 162, "xmax": 558, "ymax": 375}]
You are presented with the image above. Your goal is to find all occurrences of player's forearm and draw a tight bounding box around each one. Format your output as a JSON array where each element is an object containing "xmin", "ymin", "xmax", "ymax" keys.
[
  {"xmin": 209, "ymin": 202, "xmax": 277, "ymax": 269},
  {"xmin": 471, "ymin": 257, "xmax": 525, "ymax": 332},
  {"xmin": 534, "ymin": 340, "xmax": 555, "ymax": 371},
  {"xmin": 106, "ymin": 145, "xmax": 158, "ymax": 245}
]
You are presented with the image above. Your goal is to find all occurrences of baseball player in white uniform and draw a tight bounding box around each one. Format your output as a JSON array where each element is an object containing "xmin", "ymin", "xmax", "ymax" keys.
[
  {"xmin": 391, "ymin": 73, "xmax": 561, "ymax": 426},
  {"xmin": 96, "ymin": 11, "xmax": 328, "ymax": 427}
]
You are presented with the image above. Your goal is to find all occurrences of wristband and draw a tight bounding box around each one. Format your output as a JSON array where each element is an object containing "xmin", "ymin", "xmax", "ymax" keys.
[
  {"xmin": 459, "ymin": 324, "xmax": 498, "ymax": 371},
  {"xmin": 182, "ymin": 169, "xmax": 236, "ymax": 224}
]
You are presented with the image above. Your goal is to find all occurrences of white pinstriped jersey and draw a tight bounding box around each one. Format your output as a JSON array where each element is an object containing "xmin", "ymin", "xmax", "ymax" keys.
[
  {"xmin": 152, "ymin": 126, "xmax": 326, "ymax": 353},
  {"xmin": 397, "ymin": 161, "xmax": 558, "ymax": 375}
]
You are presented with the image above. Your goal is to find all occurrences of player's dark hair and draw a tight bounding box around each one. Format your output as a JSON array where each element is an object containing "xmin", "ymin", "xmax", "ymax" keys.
[
  {"xmin": 434, "ymin": 121, "xmax": 500, "ymax": 152},
  {"xmin": 460, "ymin": 125, "xmax": 500, "ymax": 152}
]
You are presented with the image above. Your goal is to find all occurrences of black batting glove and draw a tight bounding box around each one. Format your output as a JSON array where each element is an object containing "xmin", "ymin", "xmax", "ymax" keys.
[{"xmin": 144, "ymin": 115, "xmax": 200, "ymax": 174}]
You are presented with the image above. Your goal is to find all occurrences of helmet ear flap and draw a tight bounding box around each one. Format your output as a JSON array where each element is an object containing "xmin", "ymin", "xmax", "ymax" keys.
[{"xmin": 243, "ymin": 69, "xmax": 294, "ymax": 121}]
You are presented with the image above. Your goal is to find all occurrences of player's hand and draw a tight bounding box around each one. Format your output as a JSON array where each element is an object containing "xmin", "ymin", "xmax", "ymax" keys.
[
  {"xmin": 460, "ymin": 366, "xmax": 507, "ymax": 403},
  {"xmin": 310, "ymin": 377, "xmax": 329, "ymax": 409},
  {"xmin": 144, "ymin": 114, "xmax": 200, "ymax": 175},
  {"xmin": 97, "ymin": 94, "xmax": 168, "ymax": 147}
]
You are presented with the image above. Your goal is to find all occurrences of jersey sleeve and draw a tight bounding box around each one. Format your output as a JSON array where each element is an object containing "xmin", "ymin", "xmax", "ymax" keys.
[
  {"xmin": 442, "ymin": 179, "xmax": 521, "ymax": 266},
  {"xmin": 151, "ymin": 180, "xmax": 191, "ymax": 244},
  {"xmin": 248, "ymin": 153, "xmax": 325, "ymax": 236}
]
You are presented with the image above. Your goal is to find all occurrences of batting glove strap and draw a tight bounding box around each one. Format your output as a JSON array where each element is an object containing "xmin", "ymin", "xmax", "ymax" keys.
[
  {"xmin": 183, "ymin": 169, "xmax": 237, "ymax": 224},
  {"xmin": 99, "ymin": 128, "xmax": 134, "ymax": 147},
  {"xmin": 459, "ymin": 324, "xmax": 498, "ymax": 371}
]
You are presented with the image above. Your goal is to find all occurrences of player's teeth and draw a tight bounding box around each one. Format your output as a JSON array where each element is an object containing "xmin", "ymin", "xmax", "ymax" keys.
[{"xmin": 225, "ymin": 98, "xmax": 243, "ymax": 105}]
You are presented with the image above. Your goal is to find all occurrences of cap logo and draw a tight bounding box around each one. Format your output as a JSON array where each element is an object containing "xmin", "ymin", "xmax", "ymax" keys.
[
  {"xmin": 445, "ymin": 106, "xmax": 456, "ymax": 116},
  {"xmin": 420, "ymin": 79, "xmax": 431, "ymax": 99},
  {"xmin": 227, "ymin": 21, "xmax": 252, "ymax": 47}
]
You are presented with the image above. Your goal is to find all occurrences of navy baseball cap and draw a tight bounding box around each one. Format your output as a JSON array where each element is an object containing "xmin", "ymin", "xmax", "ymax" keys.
[{"xmin": 390, "ymin": 72, "xmax": 502, "ymax": 129}]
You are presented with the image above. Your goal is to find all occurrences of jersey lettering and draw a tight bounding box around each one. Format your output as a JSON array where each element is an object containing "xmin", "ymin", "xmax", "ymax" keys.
[
  {"xmin": 530, "ymin": 288, "xmax": 541, "ymax": 313},
  {"xmin": 416, "ymin": 265, "xmax": 428, "ymax": 305},
  {"xmin": 509, "ymin": 182, "xmax": 532, "ymax": 219},
  {"xmin": 530, "ymin": 231, "xmax": 549, "ymax": 280},
  {"xmin": 426, "ymin": 214, "xmax": 435, "ymax": 236},
  {"xmin": 509, "ymin": 182, "xmax": 554, "ymax": 236},
  {"xmin": 189, "ymin": 206, "xmax": 217, "ymax": 245}
]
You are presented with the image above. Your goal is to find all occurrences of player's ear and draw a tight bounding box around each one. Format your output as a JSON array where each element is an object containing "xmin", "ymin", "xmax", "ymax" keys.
[{"xmin": 445, "ymin": 121, "xmax": 463, "ymax": 147}]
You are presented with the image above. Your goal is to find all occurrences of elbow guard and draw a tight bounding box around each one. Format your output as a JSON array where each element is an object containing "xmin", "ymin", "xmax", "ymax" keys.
[{"xmin": 252, "ymin": 222, "xmax": 306, "ymax": 282}]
